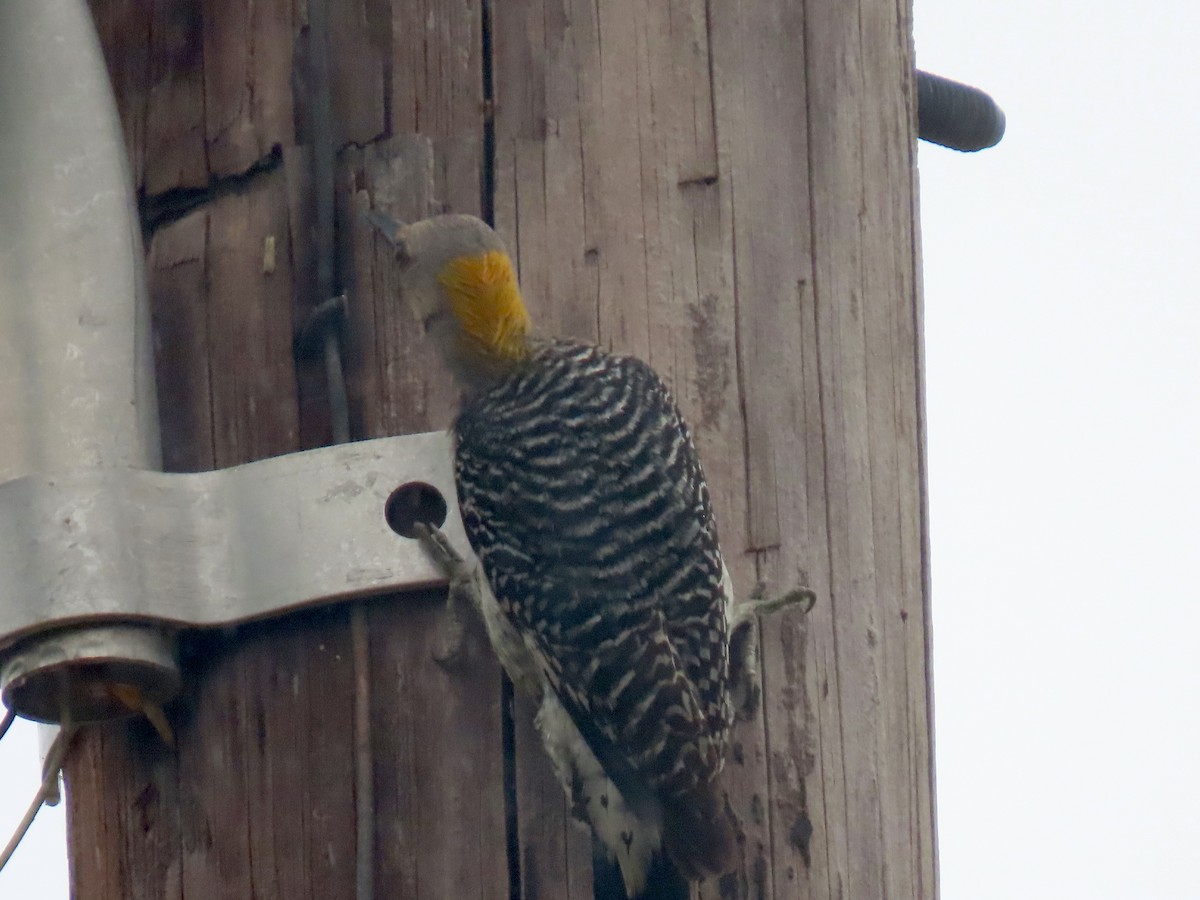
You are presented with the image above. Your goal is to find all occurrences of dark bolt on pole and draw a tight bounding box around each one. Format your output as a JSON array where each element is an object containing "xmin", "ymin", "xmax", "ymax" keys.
[{"xmin": 916, "ymin": 70, "xmax": 1006, "ymax": 152}]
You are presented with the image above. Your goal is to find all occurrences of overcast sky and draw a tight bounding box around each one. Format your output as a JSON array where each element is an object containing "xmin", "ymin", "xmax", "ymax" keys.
[
  {"xmin": 918, "ymin": 0, "xmax": 1200, "ymax": 898},
  {"xmin": 3, "ymin": 2, "xmax": 1199, "ymax": 897}
]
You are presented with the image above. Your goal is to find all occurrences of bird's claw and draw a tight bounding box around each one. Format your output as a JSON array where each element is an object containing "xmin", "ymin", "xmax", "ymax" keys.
[
  {"xmin": 729, "ymin": 619, "xmax": 761, "ymax": 720},
  {"xmin": 413, "ymin": 521, "xmax": 479, "ymax": 668},
  {"xmin": 730, "ymin": 582, "xmax": 817, "ymax": 720},
  {"xmin": 412, "ymin": 521, "xmax": 468, "ymax": 578},
  {"xmin": 431, "ymin": 612, "xmax": 469, "ymax": 668},
  {"xmin": 734, "ymin": 582, "xmax": 816, "ymax": 629}
]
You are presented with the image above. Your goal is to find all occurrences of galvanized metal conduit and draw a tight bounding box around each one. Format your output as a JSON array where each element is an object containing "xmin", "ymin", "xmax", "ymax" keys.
[
  {"xmin": 0, "ymin": 0, "xmax": 176, "ymax": 710},
  {"xmin": 0, "ymin": 0, "xmax": 168, "ymax": 862}
]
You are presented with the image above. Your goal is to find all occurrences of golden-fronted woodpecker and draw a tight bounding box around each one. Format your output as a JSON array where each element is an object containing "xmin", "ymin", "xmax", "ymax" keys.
[{"xmin": 369, "ymin": 211, "xmax": 740, "ymax": 896}]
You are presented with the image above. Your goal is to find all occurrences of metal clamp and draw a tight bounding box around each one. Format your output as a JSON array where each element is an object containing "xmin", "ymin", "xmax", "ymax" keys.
[{"xmin": 0, "ymin": 432, "xmax": 468, "ymax": 724}]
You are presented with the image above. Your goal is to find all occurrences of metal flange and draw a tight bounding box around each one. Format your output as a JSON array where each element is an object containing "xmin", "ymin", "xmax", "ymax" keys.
[{"xmin": 0, "ymin": 431, "xmax": 467, "ymax": 723}]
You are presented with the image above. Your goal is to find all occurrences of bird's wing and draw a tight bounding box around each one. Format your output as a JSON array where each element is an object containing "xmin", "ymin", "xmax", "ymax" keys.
[{"xmin": 455, "ymin": 342, "xmax": 731, "ymax": 799}]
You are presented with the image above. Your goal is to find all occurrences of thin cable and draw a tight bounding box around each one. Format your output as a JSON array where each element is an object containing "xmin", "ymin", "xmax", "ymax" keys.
[
  {"xmin": 0, "ymin": 706, "xmax": 14, "ymax": 743},
  {"xmin": 349, "ymin": 607, "xmax": 373, "ymax": 900},
  {"xmin": 0, "ymin": 724, "xmax": 77, "ymax": 874},
  {"xmin": 308, "ymin": 0, "xmax": 368, "ymax": 897},
  {"xmin": 323, "ymin": 331, "xmax": 351, "ymax": 445}
]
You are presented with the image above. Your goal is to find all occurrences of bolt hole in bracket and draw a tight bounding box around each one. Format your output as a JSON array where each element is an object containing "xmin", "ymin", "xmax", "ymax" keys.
[
  {"xmin": 0, "ymin": 432, "xmax": 468, "ymax": 726},
  {"xmin": 385, "ymin": 481, "xmax": 449, "ymax": 538}
]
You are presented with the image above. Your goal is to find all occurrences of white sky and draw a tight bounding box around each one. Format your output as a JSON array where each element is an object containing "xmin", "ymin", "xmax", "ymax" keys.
[
  {"xmin": 917, "ymin": 0, "xmax": 1200, "ymax": 898},
  {"xmin": 3, "ymin": 3, "xmax": 1199, "ymax": 897}
]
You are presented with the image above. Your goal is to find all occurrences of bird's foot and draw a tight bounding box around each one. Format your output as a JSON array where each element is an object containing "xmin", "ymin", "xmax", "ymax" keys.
[
  {"xmin": 729, "ymin": 582, "xmax": 817, "ymax": 720},
  {"xmin": 728, "ymin": 620, "xmax": 762, "ymax": 720},
  {"xmin": 734, "ymin": 581, "xmax": 817, "ymax": 629},
  {"xmin": 413, "ymin": 522, "xmax": 480, "ymax": 668}
]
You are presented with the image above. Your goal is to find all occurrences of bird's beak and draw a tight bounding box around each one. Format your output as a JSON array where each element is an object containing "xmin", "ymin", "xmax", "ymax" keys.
[{"xmin": 364, "ymin": 209, "xmax": 405, "ymax": 246}]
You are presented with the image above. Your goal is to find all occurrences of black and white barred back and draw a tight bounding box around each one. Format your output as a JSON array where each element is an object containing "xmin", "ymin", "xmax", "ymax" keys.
[{"xmin": 454, "ymin": 339, "xmax": 734, "ymax": 803}]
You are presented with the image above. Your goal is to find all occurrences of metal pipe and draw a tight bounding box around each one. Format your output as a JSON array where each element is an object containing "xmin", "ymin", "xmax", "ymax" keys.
[{"xmin": 0, "ymin": 0, "xmax": 177, "ymax": 725}]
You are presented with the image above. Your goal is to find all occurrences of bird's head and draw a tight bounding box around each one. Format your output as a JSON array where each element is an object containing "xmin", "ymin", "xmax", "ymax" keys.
[{"xmin": 367, "ymin": 211, "xmax": 532, "ymax": 387}]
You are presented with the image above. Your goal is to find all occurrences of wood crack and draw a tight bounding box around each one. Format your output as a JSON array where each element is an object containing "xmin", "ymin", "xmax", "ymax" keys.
[{"xmin": 139, "ymin": 144, "xmax": 283, "ymax": 235}]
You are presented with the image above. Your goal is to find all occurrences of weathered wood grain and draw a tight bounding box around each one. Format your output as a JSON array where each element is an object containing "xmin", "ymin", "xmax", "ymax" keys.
[
  {"xmin": 65, "ymin": 710, "xmax": 182, "ymax": 899},
  {"xmin": 89, "ymin": 0, "xmax": 295, "ymax": 197},
  {"xmin": 203, "ymin": 172, "xmax": 300, "ymax": 462},
  {"xmin": 201, "ymin": 0, "xmax": 294, "ymax": 177},
  {"xmin": 391, "ymin": 0, "xmax": 482, "ymax": 137},
  {"xmin": 326, "ymin": 0, "xmax": 387, "ymax": 148},
  {"xmin": 705, "ymin": 2, "xmax": 825, "ymax": 896},
  {"xmin": 391, "ymin": 0, "xmax": 484, "ymax": 215},
  {"xmin": 796, "ymin": 0, "xmax": 935, "ymax": 895},
  {"xmin": 365, "ymin": 592, "xmax": 508, "ymax": 900},
  {"xmin": 145, "ymin": 210, "xmax": 211, "ymax": 473},
  {"xmin": 144, "ymin": 0, "xmax": 207, "ymax": 194}
]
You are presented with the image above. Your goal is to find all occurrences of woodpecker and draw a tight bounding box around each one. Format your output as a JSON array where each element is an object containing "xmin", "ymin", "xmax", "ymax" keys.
[{"xmin": 368, "ymin": 211, "xmax": 805, "ymax": 896}]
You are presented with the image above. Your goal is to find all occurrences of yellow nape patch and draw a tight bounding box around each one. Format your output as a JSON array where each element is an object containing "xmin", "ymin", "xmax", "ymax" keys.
[{"xmin": 438, "ymin": 250, "xmax": 531, "ymax": 359}]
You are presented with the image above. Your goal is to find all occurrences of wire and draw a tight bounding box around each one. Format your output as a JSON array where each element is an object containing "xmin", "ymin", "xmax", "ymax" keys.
[
  {"xmin": 306, "ymin": 0, "xmax": 368, "ymax": 896},
  {"xmin": 0, "ymin": 723, "xmax": 77, "ymax": 874}
]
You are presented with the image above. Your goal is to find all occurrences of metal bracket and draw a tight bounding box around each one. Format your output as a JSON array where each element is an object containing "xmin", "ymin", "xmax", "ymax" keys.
[{"xmin": 0, "ymin": 432, "xmax": 468, "ymax": 724}]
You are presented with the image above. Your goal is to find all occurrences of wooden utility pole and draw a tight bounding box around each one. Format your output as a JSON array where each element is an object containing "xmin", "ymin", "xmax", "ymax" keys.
[{"xmin": 68, "ymin": 1, "xmax": 934, "ymax": 898}]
